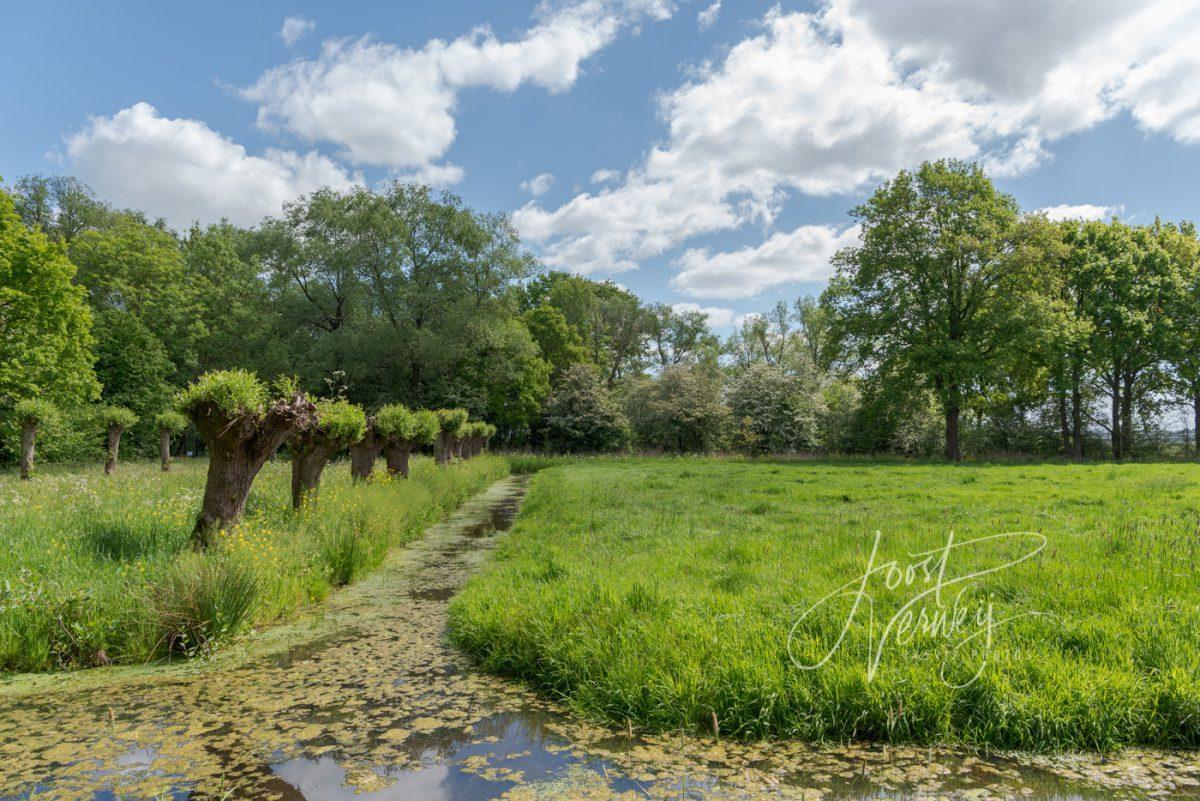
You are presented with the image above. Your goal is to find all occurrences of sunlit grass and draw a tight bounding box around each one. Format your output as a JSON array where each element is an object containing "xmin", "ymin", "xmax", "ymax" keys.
[
  {"xmin": 450, "ymin": 457, "xmax": 1200, "ymax": 751},
  {"xmin": 0, "ymin": 454, "xmax": 508, "ymax": 672}
]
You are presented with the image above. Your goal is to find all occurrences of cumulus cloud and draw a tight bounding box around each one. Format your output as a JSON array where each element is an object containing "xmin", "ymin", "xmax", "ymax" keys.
[
  {"xmin": 64, "ymin": 103, "xmax": 359, "ymax": 228},
  {"xmin": 697, "ymin": 1, "xmax": 721, "ymax": 30},
  {"xmin": 1037, "ymin": 203, "xmax": 1120, "ymax": 221},
  {"xmin": 518, "ymin": 0, "xmax": 1200, "ymax": 283},
  {"xmin": 280, "ymin": 16, "xmax": 315, "ymax": 46},
  {"xmin": 671, "ymin": 301, "xmax": 734, "ymax": 327},
  {"xmin": 243, "ymin": 0, "xmax": 675, "ymax": 169},
  {"xmin": 520, "ymin": 172, "xmax": 555, "ymax": 196},
  {"xmin": 670, "ymin": 225, "xmax": 861, "ymax": 300},
  {"xmin": 590, "ymin": 168, "xmax": 621, "ymax": 184}
]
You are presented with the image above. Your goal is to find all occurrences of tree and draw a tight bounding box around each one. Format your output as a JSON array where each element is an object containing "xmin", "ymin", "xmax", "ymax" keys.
[
  {"xmin": 155, "ymin": 410, "xmax": 188, "ymax": 472},
  {"xmin": 433, "ymin": 408, "xmax": 469, "ymax": 464},
  {"xmin": 727, "ymin": 363, "xmax": 820, "ymax": 453},
  {"xmin": 1067, "ymin": 220, "xmax": 1180, "ymax": 459},
  {"xmin": 349, "ymin": 414, "xmax": 387, "ymax": 482},
  {"xmin": 825, "ymin": 160, "xmax": 1040, "ymax": 461},
  {"xmin": 646, "ymin": 304, "xmax": 717, "ymax": 367},
  {"xmin": 0, "ymin": 188, "xmax": 99, "ymax": 423},
  {"xmin": 14, "ymin": 398, "xmax": 55, "ymax": 479},
  {"xmin": 522, "ymin": 305, "xmax": 590, "ymax": 376},
  {"xmin": 1157, "ymin": 222, "xmax": 1200, "ymax": 458},
  {"xmin": 290, "ymin": 399, "xmax": 367, "ymax": 509},
  {"xmin": 92, "ymin": 309, "xmax": 174, "ymax": 453},
  {"xmin": 98, "ymin": 406, "xmax": 137, "ymax": 475},
  {"xmin": 9, "ymin": 175, "xmax": 117, "ymax": 243},
  {"xmin": 624, "ymin": 366, "xmax": 728, "ymax": 453},
  {"xmin": 540, "ymin": 364, "xmax": 629, "ymax": 453},
  {"xmin": 377, "ymin": 405, "xmax": 438, "ymax": 477},
  {"xmin": 69, "ymin": 216, "xmax": 200, "ymax": 380},
  {"xmin": 180, "ymin": 370, "xmax": 317, "ymax": 546}
]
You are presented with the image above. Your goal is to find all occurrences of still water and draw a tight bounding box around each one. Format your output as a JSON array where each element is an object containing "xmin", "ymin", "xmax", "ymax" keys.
[{"xmin": 1, "ymin": 476, "xmax": 1197, "ymax": 800}]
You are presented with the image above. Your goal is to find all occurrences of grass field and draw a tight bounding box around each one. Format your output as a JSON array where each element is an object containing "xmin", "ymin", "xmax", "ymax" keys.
[
  {"xmin": 450, "ymin": 458, "xmax": 1200, "ymax": 751},
  {"xmin": 0, "ymin": 455, "xmax": 508, "ymax": 672}
]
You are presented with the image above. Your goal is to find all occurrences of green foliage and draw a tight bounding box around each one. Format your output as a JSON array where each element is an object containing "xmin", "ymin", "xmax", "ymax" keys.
[
  {"xmin": 453, "ymin": 458, "xmax": 1200, "ymax": 750},
  {"xmin": 435, "ymin": 408, "xmax": 469, "ymax": 436},
  {"xmin": 312, "ymin": 399, "xmax": 367, "ymax": 443},
  {"xmin": 13, "ymin": 398, "xmax": 56, "ymax": 426},
  {"xmin": 98, "ymin": 405, "xmax": 138, "ymax": 430},
  {"xmin": 540, "ymin": 364, "xmax": 629, "ymax": 453},
  {"xmin": 410, "ymin": 409, "xmax": 440, "ymax": 445},
  {"xmin": 93, "ymin": 308, "xmax": 174, "ymax": 451},
  {"xmin": 177, "ymin": 369, "xmax": 268, "ymax": 417},
  {"xmin": 522, "ymin": 305, "xmax": 590, "ymax": 376},
  {"xmin": 0, "ymin": 187, "xmax": 99, "ymax": 412},
  {"xmin": 68, "ymin": 215, "xmax": 199, "ymax": 379},
  {"xmin": 154, "ymin": 410, "xmax": 188, "ymax": 434},
  {"xmin": 372, "ymin": 403, "xmax": 410, "ymax": 440},
  {"xmin": 154, "ymin": 554, "xmax": 260, "ymax": 656}
]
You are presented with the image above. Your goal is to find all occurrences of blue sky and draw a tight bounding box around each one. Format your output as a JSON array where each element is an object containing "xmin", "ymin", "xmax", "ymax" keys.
[{"xmin": 3, "ymin": 0, "xmax": 1200, "ymax": 329}]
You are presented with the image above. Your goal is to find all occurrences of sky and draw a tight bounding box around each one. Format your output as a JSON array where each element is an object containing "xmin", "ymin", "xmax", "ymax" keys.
[{"xmin": 3, "ymin": 0, "xmax": 1200, "ymax": 330}]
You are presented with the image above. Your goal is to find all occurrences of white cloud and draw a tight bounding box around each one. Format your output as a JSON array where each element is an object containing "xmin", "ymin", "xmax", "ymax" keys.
[
  {"xmin": 280, "ymin": 16, "xmax": 315, "ymax": 46},
  {"xmin": 671, "ymin": 301, "xmax": 734, "ymax": 327},
  {"xmin": 396, "ymin": 162, "xmax": 466, "ymax": 187},
  {"xmin": 590, "ymin": 168, "xmax": 621, "ymax": 184},
  {"xmin": 518, "ymin": 1, "xmax": 1200, "ymax": 277},
  {"xmin": 243, "ymin": 0, "xmax": 675, "ymax": 169},
  {"xmin": 64, "ymin": 103, "xmax": 359, "ymax": 229},
  {"xmin": 1036, "ymin": 203, "xmax": 1120, "ymax": 221},
  {"xmin": 520, "ymin": 172, "xmax": 555, "ymax": 196},
  {"xmin": 697, "ymin": 1, "xmax": 721, "ymax": 30},
  {"xmin": 670, "ymin": 225, "xmax": 860, "ymax": 300}
]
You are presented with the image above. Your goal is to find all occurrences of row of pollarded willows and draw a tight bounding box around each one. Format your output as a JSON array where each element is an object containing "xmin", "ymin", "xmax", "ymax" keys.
[
  {"xmin": 15, "ymin": 399, "xmax": 150, "ymax": 480},
  {"xmin": 178, "ymin": 370, "xmax": 494, "ymax": 548}
]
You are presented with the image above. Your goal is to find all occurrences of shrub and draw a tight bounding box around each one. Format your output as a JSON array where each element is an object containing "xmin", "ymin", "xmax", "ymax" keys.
[
  {"xmin": 540, "ymin": 364, "xmax": 629, "ymax": 453},
  {"xmin": 177, "ymin": 369, "xmax": 268, "ymax": 417}
]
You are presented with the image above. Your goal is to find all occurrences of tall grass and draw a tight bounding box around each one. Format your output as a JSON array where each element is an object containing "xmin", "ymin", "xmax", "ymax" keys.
[
  {"xmin": 450, "ymin": 458, "xmax": 1200, "ymax": 751},
  {"xmin": 0, "ymin": 455, "xmax": 508, "ymax": 672}
]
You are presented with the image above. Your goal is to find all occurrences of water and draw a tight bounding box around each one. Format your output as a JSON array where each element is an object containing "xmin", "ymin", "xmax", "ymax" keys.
[{"xmin": 1, "ymin": 476, "xmax": 1198, "ymax": 800}]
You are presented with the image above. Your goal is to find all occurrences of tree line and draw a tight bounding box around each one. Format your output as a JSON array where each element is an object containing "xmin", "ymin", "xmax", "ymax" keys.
[{"xmin": 2, "ymin": 160, "xmax": 1197, "ymax": 464}]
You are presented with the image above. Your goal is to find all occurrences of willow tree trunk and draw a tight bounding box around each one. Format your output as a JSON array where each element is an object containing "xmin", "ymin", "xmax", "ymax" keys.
[
  {"xmin": 454, "ymin": 437, "xmax": 464, "ymax": 459},
  {"xmin": 434, "ymin": 433, "xmax": 452, "ymax": 465},
  {"xmin": 350, "ymin": 440, "xmax": 384, "ymax": 481},
  {"xmin": 160, "ymin": 429, "xmax": 172, "ymax": 472},
  {"xmin": 292, "ymin": 445, "xmax": 337, "ymax": 509},
  {"xmin": 190, "ymin": 394, "xmax": 316, "ymax": 547},
  {"xmin": 384, "ymin": 443, "xmax": 411, "ymax": 478},
  {"xmin": 104, "ymin": 424, "xmax": 123, "ymax": 476},
  {"xmin": 19, "ymin": 421, "xmax": 36, "ymax": 480}
]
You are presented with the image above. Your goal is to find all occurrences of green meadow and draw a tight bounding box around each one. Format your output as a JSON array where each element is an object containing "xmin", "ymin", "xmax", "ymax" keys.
[
  {"xmin": 0, "ymin": 455, "xmax": 507, "ymax": 672},
  {"xmin": 450, "ymin": 458, "xmax": 1200, "ymax": 751}
]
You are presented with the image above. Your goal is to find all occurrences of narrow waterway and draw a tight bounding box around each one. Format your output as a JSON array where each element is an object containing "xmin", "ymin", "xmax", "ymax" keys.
[{"xmin": 1, "ymin": 475, "xmax": 1197, "ymax": 800}]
